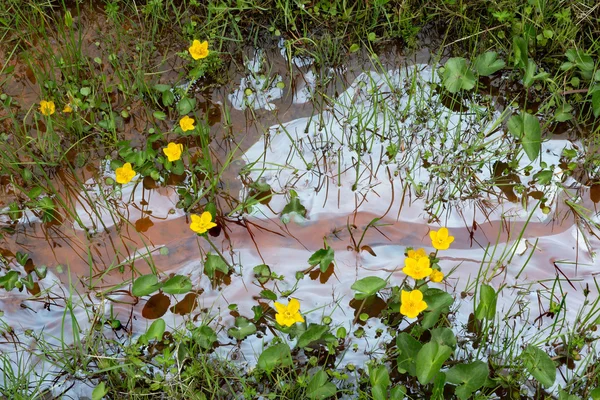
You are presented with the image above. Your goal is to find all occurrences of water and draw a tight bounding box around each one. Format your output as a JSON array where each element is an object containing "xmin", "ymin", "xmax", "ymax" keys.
[{"xmin": 1, "ymin": 25, "xmax": 599, "ymax": 397}]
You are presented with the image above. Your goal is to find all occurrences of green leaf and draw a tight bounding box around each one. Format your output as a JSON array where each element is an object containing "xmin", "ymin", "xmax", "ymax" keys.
[
  {"xmin": 474, "ymin": 52, "xmax": 505, "ymax": 76},
  {"xmin": 306, "ymin": 369, "xmax": 337, "ymax": 399},
  {"xmin": 430, "ymin": 327, "xmax": 457, "ymax": 349},
  {"xmin": 396, "ymin": 332, "xmax": 422, "ymax": 376},
  {"xmin": 253, "ymin": 264, "xmax": 272, "ymax": 284},
  {"xmin": 132, "ymin": 274, "xmax": 162, "ymax": 297},
  {"xmin": 308, "ymin": 247, "xmax": 335, "ymax": 273},
  {"xmin": 92, "ymin": 382, "xmax": 108, "ymax": 400},
  {"xmin": 153, "ymin": 111, "xmax": 167, "ymax": 120},
  {"xmin": 281, "ymin": 196, "xmax": 307, "ymax": 219},
  {"xmin": 257, "ymin": 343, "xmax": 293, "ymax": 373},
  {"xmin": 227, "ymin": 317, "xmax": 257, "ymax": 340},
  {"xmin": 592, "ymin": 90, "xmax": 600, "ymax": 118},
  {"xmin": 297, "ymin": 324, "xmax": 330, "ymax": 348},
  {"xmin": 153, "ymin": 84, "xmax": 171, "ymax": 93},
  {"xmin": 204, "ymin": 254, "xmax": 229, "ymax": 278},
  {"xmin": 475, "ymin": 284, "xmax": 497, "ymax": 320},
  {"xmin": 80, "ymin": 87, "xmax": 91, "ymax": 96},
  {"xmin": 533, "ymin": 170, "xmax": 553, "ymax": 185},
  {"xmin": 523, "ymin": 344, "xmax": 556, "ymax": 388},
  {"xmin": 446, "ymin": 361, "xmax": 489, "ymax": 400},
  {"xmin": 27, "ymin": 186, "xmax": 43, "ymax": 199},
  {"xmin": 442, "ymin": 57, "xmax": 476, "ymax": 93},
  {"xmin": 145, "ymin": 318, "xmax": 166, "ymax": 341},
  {"xmin": 260, "ymin": 289, "xmax": 277, "ymax": 301},
  {"xmin": 590, "ymin": 387, "xmax": 600, "ymax": 400},
  {"xmin": 349, "ymin": 43, "xmax": 360, "ymax": 53},
  {"xmin": 162, "ymin": 90, "xmax": 175, "ymax": 107},
  {"xmin": 0, "ymin": 271, "xmax": 20, "ymax": 291},
  {"xmin": 196, "ymin": 325, "xmax": 217, "ymax": 350},
  {"xmin": 162, "ymin": 275, "xmax": 192, "ymax": 295},
  {"xmin": 351, "ymin": 276, "xmax": 386, "ymax": 300},
  {"xmin": 423, "ymin": 288, "xmax": 454, "ymax": 311},
  {"xmin": 416, "ymin": 341, "xmax": 453, "ymax": 385},
  {"xmin": 177, "ymin": 97, "xmax": 196, "ymax": 115},
  {"xmin": 507, "ymin": 112, "xmax": 541, "ymax": 161},
  {"xmin": 523, "ymin": 58, "xmax": 537, "ymax": 88},
  {"xmin": 554, "ymin": 103, "xmax": 573, "ymax": 122},
  {"xmin": 370, "ymin": 364, "xmax": 391, "ymax": 400},
  {"xmin": 513, "ymin": 36, "xmax": 527, "ymax": 68}
]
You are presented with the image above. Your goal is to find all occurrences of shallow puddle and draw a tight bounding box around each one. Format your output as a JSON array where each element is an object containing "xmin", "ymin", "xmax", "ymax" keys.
[{"xmin": 1, "ymin": 14, "xmax": 600, "ymax": 397}]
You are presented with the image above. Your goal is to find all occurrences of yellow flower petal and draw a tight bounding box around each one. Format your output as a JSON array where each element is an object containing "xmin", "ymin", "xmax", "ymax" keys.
[
  {"xmin": 179, "ymin": 116, "xmax": 195, "ymax": 132},
  {"xmin": 430, "ymin": 270, "xmax": 444, "ymax": 283},
  {"xmin": 115, "ymin": 162, "xmax": 135, "ymax": 184},
  {"xmin": 409, "ymin": 289, "xmax": 423, "ymax": 302},
  {"xmin": 287, "ymin": 298, "xmax": 300, "ymax": 314}
]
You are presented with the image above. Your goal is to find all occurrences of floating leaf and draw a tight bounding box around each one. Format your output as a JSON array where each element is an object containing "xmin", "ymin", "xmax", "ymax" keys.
[
  {"xmin": 142, "ymin": 292, "xmax": 170, "ymax": 319},
  {"xmin": 281, "ymin": 196, "xmax": 307, "ymax": 220},
  {"xmin": 162, "ymin": 275, "xmax": 192, "ymax": 295},
  {"xmin": 351, "ymin": 276, "xmax": 386, "ymax": 300},
  {"xmin": 228, "ymin": 317, "xmax": 257, "ymax": 340},
  {"xmin": 170, "ymin": 293, "xmax": 199, "ymax": 315},
  {"xmin": 257, "ymin": 343, "xmax": 293, "ymax": 373},
  {"xmin": 442, "ymin": 58, "xmax": 476, "ymax": 93},
  {"xmin": 132, "ymin": 274, "xmax": 162, "ymax": 297}
]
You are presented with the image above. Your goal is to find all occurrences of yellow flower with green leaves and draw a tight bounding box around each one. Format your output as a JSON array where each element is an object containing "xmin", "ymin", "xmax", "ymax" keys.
[
  {"xmin": 402, "ymin": 256, "xmax": 432, "ymax": 280},
  {"xmin": 39, "ymin": 100, "xmax": 55, "ymax": 116},
  {"xmin": 163, "ymin": 142, "xmax": 183, "ymax": 162},
  {"xmin": 430, "ymin": 227, "xmax": 455, "ymax": 250},
  {"xmin": 400, "ymin": 289, "xmax": 427, "ymax": 319},
  {"xmin": 189, "ymin": 40, "xmax": 209, "ymax": 60},
  {"xmin": 274, "ymin": 298, "xmax": 304, "ymax": 327},
  {"xmin": 115, "ymin": 162, "xmax": 136, "ymax": 184},
  {"xmin": 190, "ymin": 211, "xmax": 217, "ymax": 234},
  {"xmin": 430, "ymin": 269, "xmax": 444, "ymax": 283},
  {"xmin": 179, "ymin": 116, "xmax": 195, "ymax": 132}
]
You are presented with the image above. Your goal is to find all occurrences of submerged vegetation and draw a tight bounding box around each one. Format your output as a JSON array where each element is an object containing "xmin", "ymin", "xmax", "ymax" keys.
[{"xmin": 1, "ymin": 0, "xmax": 600, "ymax": 399}]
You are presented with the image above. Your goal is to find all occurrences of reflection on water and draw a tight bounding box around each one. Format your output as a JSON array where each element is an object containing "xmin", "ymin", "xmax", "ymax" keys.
[{"xmin": 1, "ymin": 35, "xmax": 600, "ymax": 398}]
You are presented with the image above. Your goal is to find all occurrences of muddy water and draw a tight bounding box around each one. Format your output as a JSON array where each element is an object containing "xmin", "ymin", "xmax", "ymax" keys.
[{"xmin": 1, "ymin": 8, "xmax": 600, "ymax": 397}]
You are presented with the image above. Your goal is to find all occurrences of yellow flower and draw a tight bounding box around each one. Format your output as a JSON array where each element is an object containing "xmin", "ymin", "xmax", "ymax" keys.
[
  {"xmin": 274, "ymin": 298, "xmax": 305, "ymax": 327},
  {"xmin": 430, "ymin": 269, "xmax": 444, "ymax": 283},
  {"xmin": 115, "ymin": 162, "xmax": 136, "ymax": 184},
  {"xmin": 400, "ymin": 290, "xmax": 428, "ymax": 319},
  {"xmin": 63, "ymin": 104, "xmax": 73, "ymax": 113},
  {"xmin": 189, "ymin": 40, "xmax": 209, "ymax": 60},
  {"xmin": 406, "ymin": 248, "xmax": 428, "ymax": 261},
  {"xmin": 39, "ymin": 100, "xmax": 55, "ymax": 116},
  {"xmin": 163, "ymin": 142, "xmax": 183, "ymax": 162},
  {"xmin": 402, "ymin": 256, "xmax": 432, "ymax": 280},
  {"xmin": 179, "ymin": 116, "xmax": 195, "ymax": 132},
  {"xmin": 190, "ymin": 211, "xmax": 217, "ymax": 234},
  {"xmin": 430, "ymin": 227, "xmax": 455, "ymax": 250}
]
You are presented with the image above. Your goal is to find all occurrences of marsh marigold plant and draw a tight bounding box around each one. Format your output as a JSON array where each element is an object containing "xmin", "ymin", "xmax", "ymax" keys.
[
  {"xmin": 190, "ymin": 211, "xmax": 217, "ymax": 234},
  {"xmin": 189, "ymin": 40, "xmax": 209, "ymax": 60},
  {"xmin": 163, "ymin": 142, "xmax": 183, "ymax": 162},
  {"xmin": 430, "ymin": 227, "xmax": 454, "ymax": 250},
  {"xmin": 39, "ymin": 100, "xmax": 55, "ymax": 116},
  {"xmin": 274, "ymin": 298, "xmax": 304, "ymax": 327},
  {"xmin": 400, "ymin": 289, "xmax": 428, "ymax": 319},
  {"xmin": 115, "ymin": 162, "xmax": 136, "ymax": 184}
]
